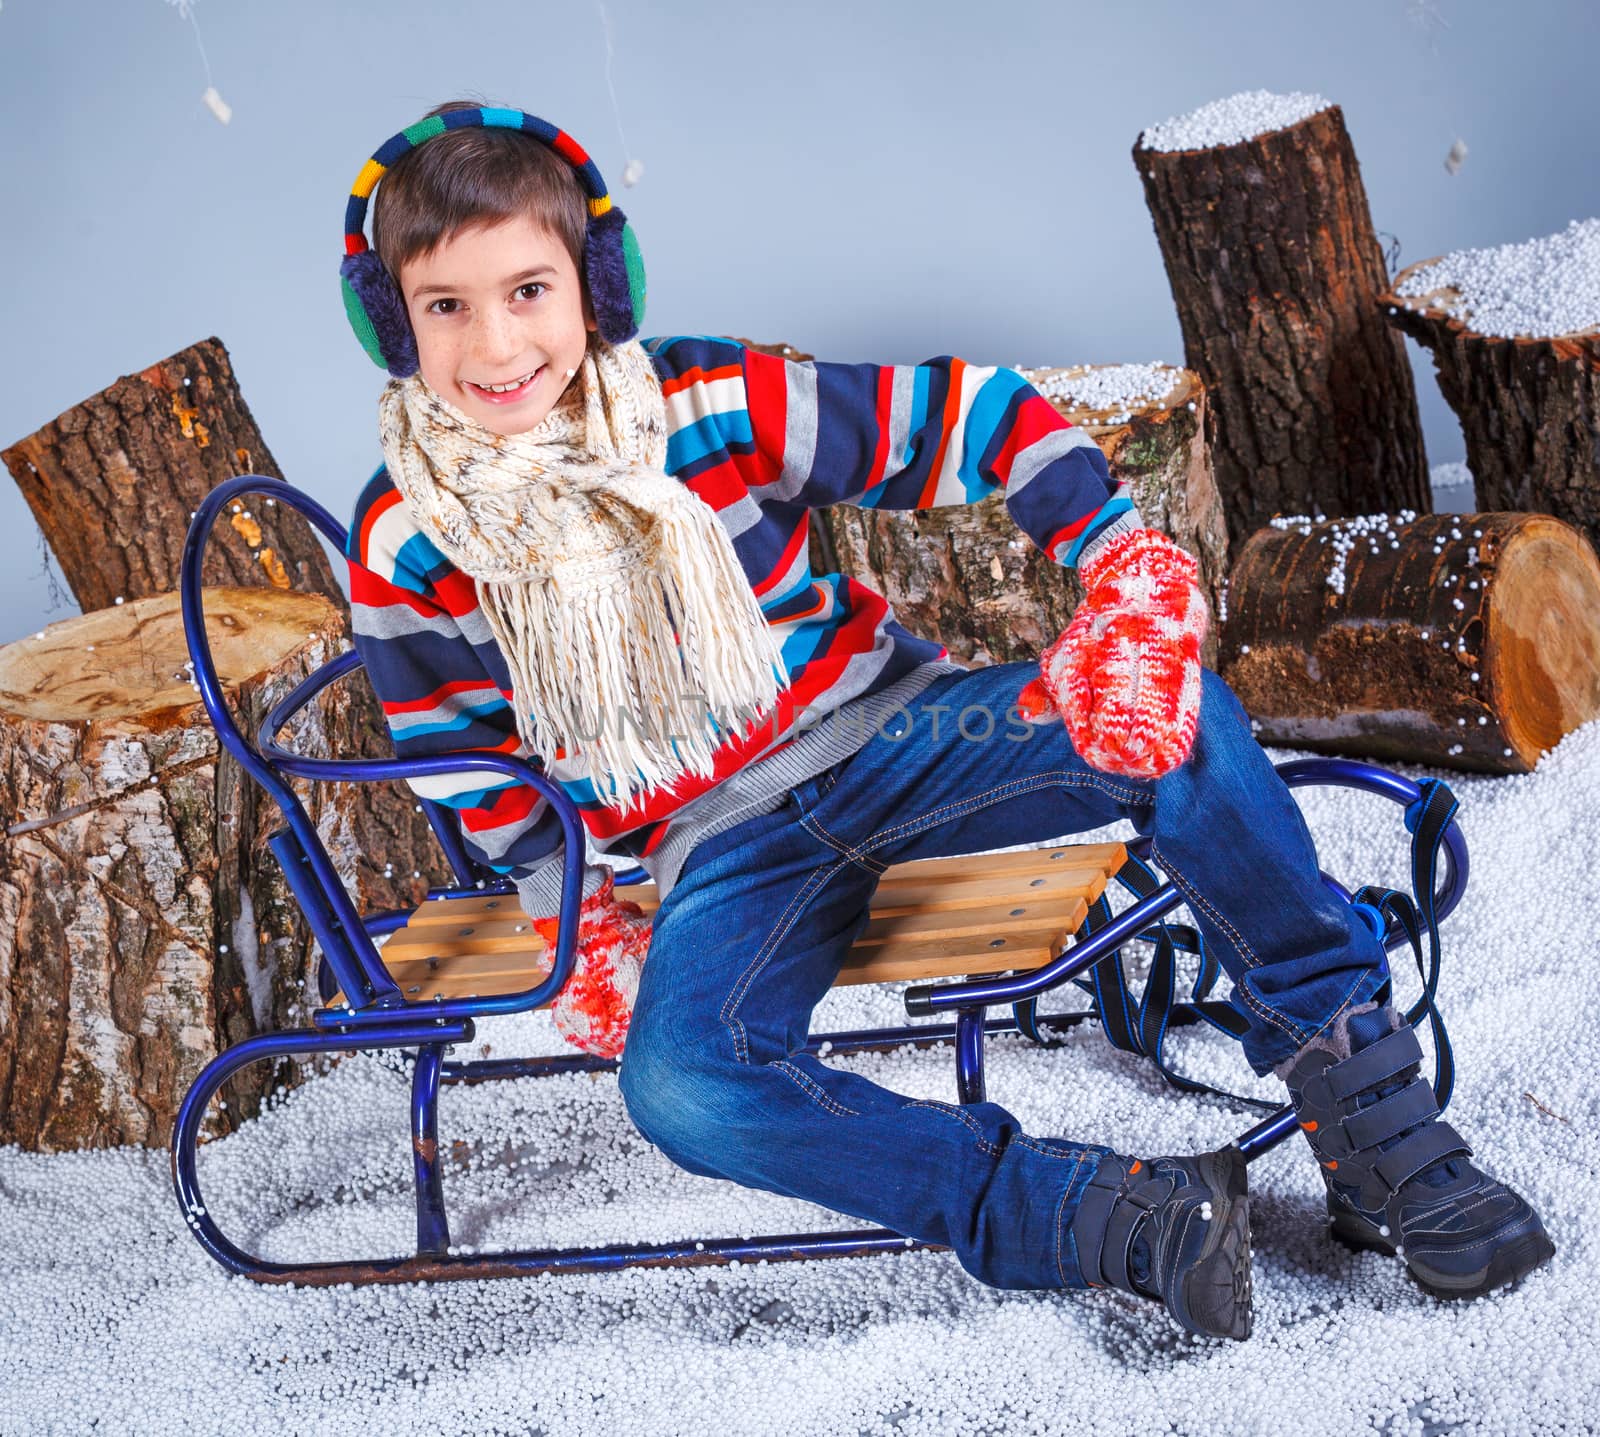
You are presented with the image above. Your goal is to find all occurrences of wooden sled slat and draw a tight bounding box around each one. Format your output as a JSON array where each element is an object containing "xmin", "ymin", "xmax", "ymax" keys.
[{"xmin": 340, "ymin": 842, "xmax": 1125, "ymax": 1006}]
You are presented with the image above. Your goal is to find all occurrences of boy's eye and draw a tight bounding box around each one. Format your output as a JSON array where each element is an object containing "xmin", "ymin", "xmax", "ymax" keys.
[{"xmin": 424, "ymin": 283, "xmax": 546, "ymax": 316}]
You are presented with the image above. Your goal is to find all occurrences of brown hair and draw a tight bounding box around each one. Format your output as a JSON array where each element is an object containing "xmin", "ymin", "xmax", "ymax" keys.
[{"xmin": 371, "ymin": 97, "xmax": 591, "ymax": 299}]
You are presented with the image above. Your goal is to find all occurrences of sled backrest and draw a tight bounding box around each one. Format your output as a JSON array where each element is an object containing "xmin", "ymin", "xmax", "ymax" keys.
[{"xmin": 180, "ymin": 474, "xmax": 592, "ymax": 1021}]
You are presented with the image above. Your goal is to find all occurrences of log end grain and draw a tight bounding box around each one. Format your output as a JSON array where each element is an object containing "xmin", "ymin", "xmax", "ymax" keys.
[
  {"xmin": 0, "ymin": 587, "xmax": 343, "ymax": 731},
  {"xmin": 1484, "ymin": 517, "xmax": 1600, "ymax": 764}
]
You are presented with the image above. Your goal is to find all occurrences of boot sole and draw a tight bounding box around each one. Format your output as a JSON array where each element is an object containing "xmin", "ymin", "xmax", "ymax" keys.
[
  {"xmin": 1173, "ymin": 1145, "xmax": 1254, "ymax": 1341},
  {"xmin": 1328, "ymin": 1200, "xmax": 1557, "ymax": 1300}
]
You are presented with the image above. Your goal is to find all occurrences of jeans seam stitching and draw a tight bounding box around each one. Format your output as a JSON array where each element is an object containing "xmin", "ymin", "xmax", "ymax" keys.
[
  {"xmin": 719, "ymin": 856, "xmax": 850, "ymax": 1065},
  {"xmin": 1011, "ymin": 1136, "xmax": 1094, "ymax": 1161},
  {"xmin": 1054, "ymin": 1183, "xmax": 1074, "ymax": 1287},
  {"xmin": 772, "ymin": 1058, "xmax": 861, "ymax": 1118},
  {"xmin": 1148, "ymin": 838, "xmax": 1308, "ymax": 1045},
  {"xmin": 1053, "ymin": 1150, "xmax": 1092, "ymax": 1287},
  {"xmin": 1148, "ymin": 839, "xmax": 1261, "ymax": 970},
  {"xmin": 1295, "ymin": 974, "xmax": 1385, "ymax": 1051},
  {"xmin": 902, "ymin": 1099, "xmax": 1003, "ymax": 1158},
  {"xmin": 801, "ymin": 813, "xmax": 888, "ymax": 874}
]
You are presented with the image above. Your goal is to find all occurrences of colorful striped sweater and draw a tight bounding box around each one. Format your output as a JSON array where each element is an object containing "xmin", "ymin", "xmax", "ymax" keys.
[{"xmin": 346, "ymin": 334, "xmax": 1141, "ymax": 913}]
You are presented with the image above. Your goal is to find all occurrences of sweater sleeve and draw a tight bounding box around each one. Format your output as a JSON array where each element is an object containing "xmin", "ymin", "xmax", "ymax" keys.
[
  {"xmin": 645, "ymin": 335, "xmax": 1143, "ymax": 572},
  {"xmin": 345, "ymin": 472, "xmax": 609, "ymax": 917}
]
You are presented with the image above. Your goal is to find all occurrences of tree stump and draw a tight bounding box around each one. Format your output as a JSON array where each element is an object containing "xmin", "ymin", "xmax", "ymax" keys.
[
  {"xmin": 1132, "ymin": 101, "xmax": 1430, "ymax": 551},
  {"xmin": 1216, "ymin": 512, "xmax": 1600, "ymax": 772},
  {"xmin": 0, "ymin": 587, "xmax": 361, "ymax": 1150},
  {"xmin": 1381, "ymin": 255, "xmax": 1600, "ymax": 559},
  {"xmin": 815, "ymin": 364, "xmax": 1229, "ymax": 671},
  {"xmin": 0, "ymin": 337, "xmax": 448, "ymax": 911}
]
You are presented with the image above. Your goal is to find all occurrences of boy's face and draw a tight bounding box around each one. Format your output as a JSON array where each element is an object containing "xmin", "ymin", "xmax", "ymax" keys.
[{"xmin": 398, "ymin": 212, "xmax": 597, "ymax": 435}]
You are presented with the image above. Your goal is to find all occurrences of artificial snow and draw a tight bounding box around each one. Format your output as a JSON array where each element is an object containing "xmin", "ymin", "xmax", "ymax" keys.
[
  {"xmin": 1022, "ymin": 363, "xmax": 1180, "ymax": 425},
  {"xmin": 1138, "ymin": 89, "xmax": 1332, "ymax": 153},
  {"xmin": 1394, "ymin": 217, "xmax": 1600, "ymax": 340},
  {"xmin": 3, "ymin": 459, "xmax": 1595, "ymax": 1433},
  {"xmin": 3, "ymin": 713, "xmax": 1597, "ymax": 1434}
]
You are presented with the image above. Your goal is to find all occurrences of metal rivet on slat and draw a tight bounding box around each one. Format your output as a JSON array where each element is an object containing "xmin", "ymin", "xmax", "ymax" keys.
[
  {"xmin": 458, "ymin": 927, "xmax": 475, "ymax": 936},
  {"xmin": 1010, "ymin": 908, "xmax": 1025, "ymax": 916},
  {"xmin": 407, "ymin": 985, "xmax": 419, "ymax": 994},
  {"xmin": 1029, "ymin": 878, "xmax": 1045, "ymax": 887},
  {"xmin": 989, "ymin": 938, "xmax": 1006, "ymax": 948},
  {"xmin": 485, "ymin": 901, "xmax": 499, "ymax": 909},
  {"xmin": 427, "ymin": 956, "xmax": 439, "ymax": 969},
  {"xmin": 1051, "ymin": 852, "xmax": 1065, "ymax": 860}
]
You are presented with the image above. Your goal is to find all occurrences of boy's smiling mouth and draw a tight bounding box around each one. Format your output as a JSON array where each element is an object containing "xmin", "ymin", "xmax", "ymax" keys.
[{"xmin": 465, "ymin": 366, "xmax": 545, "ymax": 402}]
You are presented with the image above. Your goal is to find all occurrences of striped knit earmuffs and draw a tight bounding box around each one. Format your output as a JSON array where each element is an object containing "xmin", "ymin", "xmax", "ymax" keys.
[{"xmin": 338, "ymin": 106, "xmax": 648, "ymax": 376}]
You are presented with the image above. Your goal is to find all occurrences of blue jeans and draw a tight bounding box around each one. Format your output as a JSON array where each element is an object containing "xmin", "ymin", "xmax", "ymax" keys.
[{"xmin": 617, "ymin": 662, "xmax": 1391, "ymax": 1290}]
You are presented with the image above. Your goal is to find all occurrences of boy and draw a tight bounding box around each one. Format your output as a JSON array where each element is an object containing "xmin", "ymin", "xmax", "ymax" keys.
[{"xmin": 341, "ymin": 99, "xmax": 1555, "ymax": 1341}]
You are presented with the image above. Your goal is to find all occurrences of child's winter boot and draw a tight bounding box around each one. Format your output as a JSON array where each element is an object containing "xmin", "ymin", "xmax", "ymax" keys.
[
  {"xmin": 1070, "ymin": 1144, "xmax": 1253, "ymax": 1340},
  {"xmin": 1274, "ymin": 999, "xmax": 1555, "ymax": 1299}
]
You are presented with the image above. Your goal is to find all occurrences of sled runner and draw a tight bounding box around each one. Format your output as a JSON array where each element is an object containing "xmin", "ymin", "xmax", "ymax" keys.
[{"xmin": 171, "ymin": 476, "xmax": 1468, "ymax": 1287}]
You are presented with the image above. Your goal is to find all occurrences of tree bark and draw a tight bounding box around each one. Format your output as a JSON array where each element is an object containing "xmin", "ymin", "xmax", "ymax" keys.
[
  {"xmin": 1381, "ymin": 258, "xmax": 1600, "ymax": 560},
  {"xmin": 0, "ymin": 587, "xmax": 362, "ymax": 1150},
  {"xmin": 1217, "ymin": 512, "xmax": 1600, "ymax": 771},
  {"xmin": 1, "ymin": 337, "xmax": 449, "ymax": 912},
  {"xmin": 1132, "ymin": 103, "xmax": 1431, "ymax": 552},
  {"xmin": 815, "ymin": 365, "xmax": 1230, "ymax": 670}
]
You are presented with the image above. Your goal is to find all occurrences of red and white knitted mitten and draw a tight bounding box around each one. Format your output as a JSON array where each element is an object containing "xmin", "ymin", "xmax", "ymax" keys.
[
  {"xmin": 528, "ymin": 869, "xmax": 652, "ymax": 1059},
  {"xmin": 1017, "ymin": 529, "xmax": 1209, "ymax": 780}
]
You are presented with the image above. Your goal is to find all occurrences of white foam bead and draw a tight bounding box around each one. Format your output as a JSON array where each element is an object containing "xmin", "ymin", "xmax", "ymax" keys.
[{"xmin": 1396, "ymin": 216, "xmax": 1600, "ymax": 339}]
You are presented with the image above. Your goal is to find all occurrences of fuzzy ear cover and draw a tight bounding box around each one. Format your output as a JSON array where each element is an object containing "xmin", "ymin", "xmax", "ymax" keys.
[
  {"xmin": 340, "ymin": 250, "xmax": 420, "ymax": 378},
  {"xmin": 585, "ymin": 207, "xmax": 644, "ymax": 345}
]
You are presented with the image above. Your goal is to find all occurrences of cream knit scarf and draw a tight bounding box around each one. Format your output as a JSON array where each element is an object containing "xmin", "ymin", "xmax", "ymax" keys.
[{"xmin": 378, "ymin": 338, "xmax": 790, "ymax": 814}]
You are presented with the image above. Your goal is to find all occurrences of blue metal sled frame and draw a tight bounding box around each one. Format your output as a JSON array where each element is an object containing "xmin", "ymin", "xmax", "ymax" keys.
[{"xmin": 172, "ymin": 476, "xmax": 1470, "ymax": 1288}]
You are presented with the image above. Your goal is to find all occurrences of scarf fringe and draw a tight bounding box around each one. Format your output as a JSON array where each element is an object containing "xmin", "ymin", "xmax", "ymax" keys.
[{"xmin": 479, "ymin": 491, "xmax": 790, "ymax": 813}]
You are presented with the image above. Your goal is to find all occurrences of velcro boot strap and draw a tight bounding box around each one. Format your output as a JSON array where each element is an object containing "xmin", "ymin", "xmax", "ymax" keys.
[
  {"xmin": 1326, "ymin": 1023, "xmax": 1425, "ymax": 1100},
  {"xmin": 1343, "ymin": 1078, "xmax": 1439, "ymax": 1152},
  {"xmin": 1071, "ymin": 1163, "xmax": 1126, "ymax": 1286},
  {"xmin": 1374, "ymin": 1120, "xmax": 1473, "ymax": 1193},
  {"xmin": 1101, "ymin": 1182, "xmax": 1163, "ymax": 1292}
]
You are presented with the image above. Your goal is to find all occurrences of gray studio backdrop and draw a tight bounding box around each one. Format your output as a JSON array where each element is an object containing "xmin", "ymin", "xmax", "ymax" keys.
[{"xmin": 2, "ymin": 0, "xmax": 1596, "ymax": 645}]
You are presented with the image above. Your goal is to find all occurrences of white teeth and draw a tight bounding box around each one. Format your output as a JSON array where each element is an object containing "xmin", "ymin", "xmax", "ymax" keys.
[{"xmin": 472, "ymin": 370, "xmax": 538, "ymax": 394}]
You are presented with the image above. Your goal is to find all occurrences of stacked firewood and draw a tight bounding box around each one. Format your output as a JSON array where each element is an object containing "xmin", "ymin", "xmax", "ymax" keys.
[{"xmin": 1130, "ymin": 92, "xmax": 1599, "ymax": 772}]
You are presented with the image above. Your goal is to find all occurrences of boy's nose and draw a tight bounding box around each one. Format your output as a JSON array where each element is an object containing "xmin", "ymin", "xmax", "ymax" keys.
[{"xmin": 472, "ymin": 309, "xmax": 525, "ymax": 365}]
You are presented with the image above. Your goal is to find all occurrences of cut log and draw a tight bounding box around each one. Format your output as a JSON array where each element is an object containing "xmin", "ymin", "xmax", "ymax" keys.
[
  {"xmin": 0, "ymin": 587, "xmax": 361, "ymax": 1150},
  {"xmin": 1217, "ymin": 512, "xmax": 1600, "ymax": 771},
  {"xmin": 1381, "ymin": 256, "xmax": 1600, "ymax": 560},
  {"xmin": 815, "ymin": 363, "xmax": 1229, "ymax": 670},
  {"xmin": 1132, "ymin": 102, "xmax": 1430, "ymax": 551},
  {"xmin": 0, "ymin": 337, "xmax": 449, "ymax": 912},
  {"xmin": 2, "ymin": 338, "xmax": 338, "ymax": 606}
]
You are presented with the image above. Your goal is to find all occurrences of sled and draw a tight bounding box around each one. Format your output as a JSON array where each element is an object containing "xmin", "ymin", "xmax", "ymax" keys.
[{"xmin": 171, "ymin": 475, "xmax": 1468, "ymax": 1287}]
